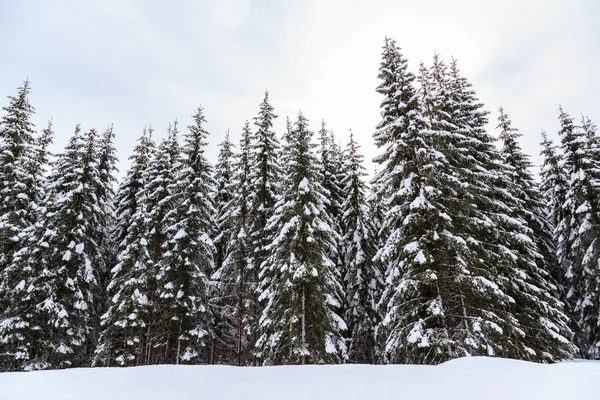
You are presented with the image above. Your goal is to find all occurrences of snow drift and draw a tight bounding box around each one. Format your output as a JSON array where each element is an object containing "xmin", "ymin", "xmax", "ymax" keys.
[{"xmin": 0, "ymin": 357, "xmax": 597, "ymax": 400}]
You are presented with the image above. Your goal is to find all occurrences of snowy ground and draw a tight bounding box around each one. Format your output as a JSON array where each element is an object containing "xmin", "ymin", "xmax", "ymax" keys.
[{"xmin": 0, "ymin": 357, "xmax": 598, "ymax": 400}]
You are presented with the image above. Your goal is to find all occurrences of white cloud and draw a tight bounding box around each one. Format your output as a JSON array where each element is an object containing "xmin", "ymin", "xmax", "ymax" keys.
[{"xmin": 0, "ymin": 0, "xmax": 597, "ymax": 177}]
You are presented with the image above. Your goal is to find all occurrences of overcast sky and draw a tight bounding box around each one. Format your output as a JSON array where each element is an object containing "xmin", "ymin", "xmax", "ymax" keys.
[{"xmin": 1, "ymin": 0, "xmax": 598, "ymax": 177}]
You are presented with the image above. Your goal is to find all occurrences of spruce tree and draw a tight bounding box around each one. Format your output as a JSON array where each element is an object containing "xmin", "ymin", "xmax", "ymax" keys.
[
  {"xmin": 556, "ymin": 108, "xmax": 600, "ymax": 359},
  {"xmin": 256, "ymin": 112, "xmax": 346, "ymax": 365},
  {"xmin": 111, "ymin": 127, "xmax": 155, "ymax": 255},
  {"xmin": 446, "ymin": 59, "xmax": 573, "ymax": 362},
  {"xmin": 248, "ymin": 91, "xmax": 280, "ymax": 289},
  {"xmin": 17, "ymin": 126, "xmax": 104, "ymax": 369},
  {"xmin": 318, "ymin": 121, "xmax": 345, "ymax": 310},
  {"xmin": 374, "ymin": 43, "xmax": 477, "ymax": 364},
  {"xmin": 94, "ymin": 125, "xmax": 118, "ymax": 322},
  {"xmin": 450, "ymin": 61, "xmax": 573, "ymax": 362},
  {"xmin": 540, "ymin": 130, "xmax": 569, "ymax": 284},
  {"xmin": 0, "ymin": 82, "xmax": 53, "ymax": 371},
  {"xmin": 375, "ymin": 40, "xmax": 573, "ymax": 364},
  {"xmin": 213, "ymin": 122, "xmax": 256, "ymax": 365},
  {"xmin": 341, "ymin": 132, "xmax": 380, "ymax": 364},
  {"xmin": 153, "ymin": 108, "xmax": 216, "ymax": 364},
  {"xmin": 141, "ymin": 121, "xmax": 185, "ymax": 364},
  {"xmin": 0, "ymin": 80, "xmax": 39, "ymax": 306},
  {"xmin": 213, "ymin": 131, "xmax": 235, "ymax": 281},
  {"xmin": 497, "ymin": 108, "xmax": 561, "ymax": 295},
  {"xmin": 95, "ymin": 127, "xmax": 156, "ymax": 367}
]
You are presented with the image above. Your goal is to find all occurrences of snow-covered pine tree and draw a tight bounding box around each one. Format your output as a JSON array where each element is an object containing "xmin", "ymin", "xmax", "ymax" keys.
[
  {"xmin": 375, "ymin": 40, "xmax": 573, "ymax": 364},
  {"xmin": 0, "ymin": 82, "xmax": 54, "ymax": 371},
  {"xmin": 556, "ymin": 108, "xmax": 600, "ymax": 359},
  {"xmin": 19, "ymin": 126, "xmax": 104, "ymax": 369},
  {"xmin": 256, "ymin": 112, "xmax": 346, "ymax": 365},
  {"xmin": 94, "ymin": 127, "xmax": 156, "ymax": 367},
  {"xmin": 93, "ymin": 125, "xmax": 118, "ymax": 325},
  {"xmin": 246, "ymin": 92, "xmax": 281, "ymax": 364},
  {"xmin": 152, "ymin": 108, "xmax": 216, "ymax": 365},
  {"xmin": 213, "ymin": 121, "xmax": 256, "ymax": 365},
  {"xmin": 374, "ymin": 41, "xmax": 478, "ymax": 364},
  {"xmin": 341, "ymin": 131, "xmax": 380, "ymax": 364},
  {"xmin": 111, "ymin": 127, "xmax": 155, "ymax": 256},
  {"xmin": 0, "ymin": 80, "xmax": 39, "ymax": 306},
  {"xmin": 248, "ymin": 91, "xmax": 280, "ymax": 290},
  {"xmin": 213, "ymin": 131, "xmax": 235, "ymax": 283},
  {"xmin": 138, "ymin": 120, "xmax": 184, "ymax": 364},
  {"xmin": 496, "ymin": 108, "xmax": 561, "ymax": 295},
  {"xmin": 446, "ymin": 59, "xmax": 573, "ymax": 362},
  {"xmin": 318, "ymin": 121, "xmax": 345, "ymax": 310},
  {"xmin": 540, "ymin": 130, "xmax": 569, "ymax": 292}
]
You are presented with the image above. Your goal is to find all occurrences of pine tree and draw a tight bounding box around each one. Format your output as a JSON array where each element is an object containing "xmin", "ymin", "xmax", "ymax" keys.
[
  {"xmin": 94, "ymin": 125, "xmax": 118, "ymax": 323},
  {"xmin": 153, "ymin": 108, "xmax": 216, "ymax": 364},
  {"xmin": 375, "ymin": 40, "xmax": 573, "ymax": 364},
  {"xmin": 140, "ymin": 121, "xmax": 185, "ymax": 364},
  {"xmin": 213, "ymin": 122, "xmax": 256, "ymax": 365},
  {"xmin": 0, "ymin": 82, "xmax": 54, "ymax": 371},
  {"xmin": 246, "ymin": 91, "xmax": 281, "ymax": 363},
  {"xmin": 248, "ymin": 91, "xmax": 280, "ymax": 292},
  {"xmin": 341, "ymin": 131, "xmax": 380, "ymax": 364},
  {"xmin": 557, "ymin": 108, "xmax": 600, "ymax": 359},
  {"xmin": 540, "ymin": 130, "xmax": 568, "ymax": 276},
  {"xmin": 256, "ymin": 112, "xmax": 346, "ymax": 365},
  {"xmin": 112, "ymin": 127, "xmax": 155, "ymax": 255},
  {"xmin": 497, "ymin": 108, "xmax": 561, "ymax": 295},
  {"xmin": 213, "ymin": 131, "xmax": 235, "ymax": 281},
  {"xmin": 450, "ymin": 60, "xmax": 573, "ymax": 362},
  {"xmin": 17, "ymin": 126, "xmax": 105, "ymax": 369},
  {"xmin": 95, "ymin": 127, "xmax": 156, "ymax": 367},
  {"xmin": 374, "ymin": 43, "xmax": 476, "ymax": 364},
  {"xmin": 318, "ymin": 121, "xmax": 345, "ymax": 311},
  {"xmin": 0, "ymin": 80, "xmax": 39, "ymax": 307}
]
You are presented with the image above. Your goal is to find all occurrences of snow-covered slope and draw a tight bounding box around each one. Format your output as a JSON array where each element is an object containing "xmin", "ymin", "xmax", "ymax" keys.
[{"xmin": 0, "ymin": 357, "xmax": 597, "ymax": 400}]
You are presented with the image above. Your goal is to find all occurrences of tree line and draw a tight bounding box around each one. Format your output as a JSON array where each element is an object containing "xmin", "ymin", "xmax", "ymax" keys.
[{"xmin": 0, "ymin": 37, "xmax": 597, "ymax": 371}]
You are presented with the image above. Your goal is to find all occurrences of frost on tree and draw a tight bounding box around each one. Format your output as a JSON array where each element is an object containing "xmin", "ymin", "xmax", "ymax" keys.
[{"xmin": 256, "ymin": 112, "xmax": 347, "ymax": 365}]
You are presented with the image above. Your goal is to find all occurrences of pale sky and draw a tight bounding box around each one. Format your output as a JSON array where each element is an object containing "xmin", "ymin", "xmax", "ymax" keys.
[{"xmin": 1, "ymin": 0, "xmax": 598, "ymax": 177}]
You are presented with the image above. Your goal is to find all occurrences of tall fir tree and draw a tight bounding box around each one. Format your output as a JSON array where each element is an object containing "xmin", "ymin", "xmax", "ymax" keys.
[
  {"xmin": 248, "ymin": 91, "xmax": 280, "ymax": 289},
  {"xmin": 375, "ymin": 40, "xmax": 573, "ymax": 364},
  {"xmin": 318, "ymin": 121, "xmax": 345, "ymax": 312},
  {"xmin": 153, "ymin": 108, "xmax": 216, "ymax": 364},
  {"xmin": 556, "ymin": 108, "xmax": 600, "ymax": 359},
  {"xmin": 111, "ymin": 127, "xmax": 155, "ymax": 255},
  {"xmin": 93, "ymin": 125, "xmax": 118, "ymax": 323},
  {"xmin": 374, "ymin": 42, "xmax": 476, "ymax": 364},
  {"xmin": 256, "ymin": 112, "xmax": 346, "ymax": 365},
  {"xmin": 341, "ymin": 131, "xmax": 380, "ymax": 364},
  {"xmin": 446, "ymin": 59, "xmax": 573, "ymax": 362},
  {"xmin": 15, "ymin": 126, "xmax": 105, "ymax": 369},
  {"xmin": 0, "ymin": 82, "xmax": 54, "ymax": 371},
  {"xmin": 496, "ymin": 108, "xmax": 561, "ymax": 295},
  {"xmin": 540, "ymin": 130, "xmax": 569, "ymax": 288},
  {"xmin": 95, "ymin": 127, "xmax": 156, "ymax": 367},
  {"xmin": 213, "ymin": 131, "xmax": 235, "ymax": 282},
  {"xmin": 213, "ymin": 122, "xmax": 256, "ymax": 365},
  {"xmin": 0, "ymin": 80, "xmax": 39, "ymax": 308}
]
